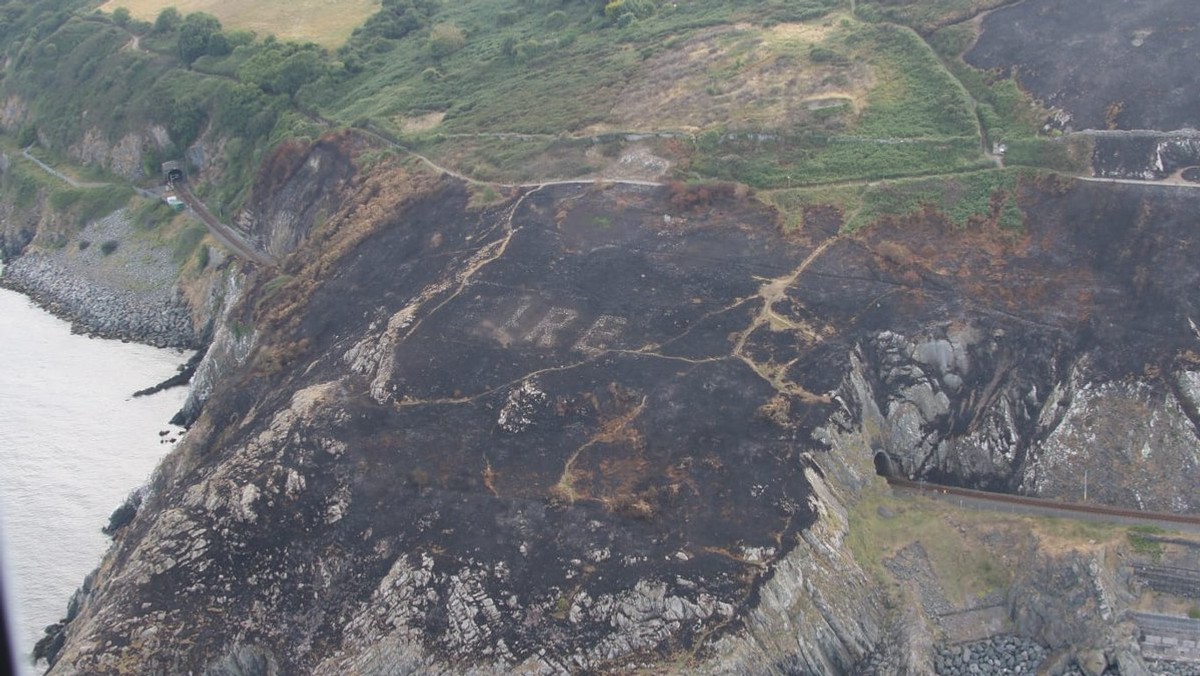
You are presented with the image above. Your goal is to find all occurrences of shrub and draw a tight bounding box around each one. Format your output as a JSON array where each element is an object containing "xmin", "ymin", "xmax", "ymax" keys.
[
  {"xmin": 77, "ymin": 239, "xmax": 90, "ymax": 251},
  {"xmin": 427, "ymin": 22, "xmax": 465, "ymax": 59},
  {"xmin": 545, "ymin": 10, "xmax": 568, "ymax": 29},
  {"xmin": 153, "ymin": 7, "xmax": 180, "ymax": 34},
  {"xmin": 100, "ymin": 239, "xmax": 118, "ymax": 255},
  {"xmin": 16, "ymin": 123, "xmax": 38, "ymax": 148},
  {"xmin": 1128, "ymin": 526, "xmax": 1164, "ymax": 561},
  {"xmin": 172, "ymin": 223, "xmax": 206, "ymax": 263}
]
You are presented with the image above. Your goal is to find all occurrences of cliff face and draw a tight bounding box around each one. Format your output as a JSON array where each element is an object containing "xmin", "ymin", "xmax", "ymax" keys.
[
  {"xmin": 42, "ymin": 141, "xmax": 1200, "ymax": 673},
  {"xmin": 233, "ymin": 135, "xmax": 360, "ymax": 259},
  {"xmin": 848, "ymin": 181, "xmax": 1200, "ymax": 510}
]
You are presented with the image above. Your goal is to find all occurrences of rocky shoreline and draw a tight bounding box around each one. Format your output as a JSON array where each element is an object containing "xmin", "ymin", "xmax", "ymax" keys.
[
  {"xmin": 0, "ymin": 253, "xmax": 197, "ymax": 348},
  {"xmin": 0, "ymin": 210, "xmax": 199, "ymax": 349},
  {"xmin": 935, "ymin": 637, "xmax": 1200, "ymax": 676}
]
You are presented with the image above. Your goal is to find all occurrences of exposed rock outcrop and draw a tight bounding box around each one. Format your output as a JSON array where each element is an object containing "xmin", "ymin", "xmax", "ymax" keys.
[{"xmin": 42, "ymin": 150, "xmax": 1200, "ymax": 674}]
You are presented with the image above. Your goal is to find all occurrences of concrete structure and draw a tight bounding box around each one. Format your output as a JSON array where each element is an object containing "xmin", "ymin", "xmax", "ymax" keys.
[{"xmin": 161, "ymin": 161, "xmax": 183, "ymax": 184}]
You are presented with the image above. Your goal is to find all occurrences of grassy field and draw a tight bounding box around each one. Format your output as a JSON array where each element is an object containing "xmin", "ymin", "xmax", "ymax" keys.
[
  {"xmin": 857, "ymin": 0, "xmax": 1014, "ymax": 33},
  {"xmin": 846, "ymin": 480, "xmax": 1138, "ymax": 608},
  {"xmin": 99, "ymin": 0, "xmax": 379, "ymax": 47},
  {"xmin": 762, "ymin": 167, "xmax": 1030, "ymax": 232}
]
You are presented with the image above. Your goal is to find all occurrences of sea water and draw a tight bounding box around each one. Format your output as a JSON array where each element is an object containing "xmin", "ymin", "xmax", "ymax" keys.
[{"xmin": 0, "ymin": 287, "xmax": 189, "ymax": 673}]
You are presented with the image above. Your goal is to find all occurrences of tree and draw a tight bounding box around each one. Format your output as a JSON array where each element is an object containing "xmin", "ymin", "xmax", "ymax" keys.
[
  {"xmin": 153, "ymin": 6, "xmax": 180, "ymax": 34},
  {"xmin": 170, "ymin": 92, "xmax": 208, "ymax": 146},
  {"xmin": 111, "ymin": 7, "xmax": 131, "ymax": 27},
  {"xmin": 177, "ymin": 12, "xmax": 221, "ymax": 63},
  {"xmin": 238, "ymin": 45, "xmax": 328, "ymax": 98},
  {"xmin": 207, "ymin": 31, "xmax": 230, "ymax": 57},
  {"xmin": 275, "ymin": 49, "xmax": 326, "ymax": 97}
]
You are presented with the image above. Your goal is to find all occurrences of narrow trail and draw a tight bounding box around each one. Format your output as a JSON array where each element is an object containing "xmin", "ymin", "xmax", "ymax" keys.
[
  {"xmin": 1076, "ymin": 175, "xmax": 1200, "ymax": 189},
  {"xmin": 729, "ymin": 235, "xmax": 842, "ymax": 404},
  {"xmin": 364, "ymin": 122, "xmax": 1177, "ymax": 196},
  {"xmin": 21, "ymin": 148, "xmax": 110, "ymax": 189},
  {"xmin": 398, "ymin": 184, "xmax": 544, "ymax": 343},
  {"xmin": 354, "ymin": 125, "xmax": 664, "ymax": 191}
]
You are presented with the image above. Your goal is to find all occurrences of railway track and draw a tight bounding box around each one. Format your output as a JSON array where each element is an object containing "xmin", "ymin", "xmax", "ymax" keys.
[
  {"xmin": 885, "ymin": 476, "xmax": 1200, "ymax": 530},
  {"xmin": 172, "ymin": 183, "xmax": 277, "ymax": 268}
]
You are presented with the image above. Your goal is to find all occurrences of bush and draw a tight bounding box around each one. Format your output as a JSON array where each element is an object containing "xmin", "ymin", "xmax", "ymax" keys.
[
  {"xmin": 545, "ymin": 10, "xmax": 568, "ymax": 29},
  {"xmin": 99, "ymin": 239, "xmax": 119, "ymax": 255},
  {"xmin": 16, "ymin": 123, "xmax": 38, "ymax": 147},
  {"xmin": 1128, "ymin": 526, "xmax": 1164, "ymax": 561},
  {"xmin": 153, "ymin": 7, "xmax": 180, "ymax": 34},
  {"xmin": 427, "ymin": 22, "xmax": 465, "ymax": 59}
]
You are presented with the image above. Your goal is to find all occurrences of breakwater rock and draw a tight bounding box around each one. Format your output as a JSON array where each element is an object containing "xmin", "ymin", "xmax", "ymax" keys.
[
  {"xmin": 1, "ymin": 252, "xmax": 196, "ymax": 347},
  {"xmin": 0, "ymin": 210, "xmax": 199, "ymax": 348}
]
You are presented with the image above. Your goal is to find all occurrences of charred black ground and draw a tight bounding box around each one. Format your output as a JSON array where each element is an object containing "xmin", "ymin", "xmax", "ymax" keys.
[
  {"xmin": 967, "ymin": 0, "xmax": 1200, "ymax": 131},
  {"xmin": 50, "ymin": 171, "xmax": 1200, "ymax": 673}
]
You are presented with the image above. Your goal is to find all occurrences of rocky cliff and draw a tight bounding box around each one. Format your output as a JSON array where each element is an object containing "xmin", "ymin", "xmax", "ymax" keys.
[{"xmin": 37, "ymin": 137, "xmax": 1200, "ymax": 672}]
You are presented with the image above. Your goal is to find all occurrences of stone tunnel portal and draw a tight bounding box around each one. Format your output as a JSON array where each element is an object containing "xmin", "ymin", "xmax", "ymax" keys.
[{"xmin": 874, "ymin": 450, "xmax": 896, "ymax": 478}]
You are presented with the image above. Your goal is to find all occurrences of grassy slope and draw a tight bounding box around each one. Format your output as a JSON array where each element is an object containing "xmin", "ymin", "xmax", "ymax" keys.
[
  {"xmin": 846, "ymin": 479, "xmax": 1163, "ymax": 610},
  {"xmin": 0, "ymin": 0, "xmax": 1075, "ymax": 239},
  {"xmin": 98, "ymin": 0, "xmax": 380, "ymax": 48}
]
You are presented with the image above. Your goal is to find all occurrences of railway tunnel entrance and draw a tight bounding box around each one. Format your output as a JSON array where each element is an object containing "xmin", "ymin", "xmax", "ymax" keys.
[
  {"xmin": 161, "ymin": 160, "xmax": 184, "ymax": 185},
  {"xmin": 873, "ymin": 450, "xmax": 896, "ymax": 478}
]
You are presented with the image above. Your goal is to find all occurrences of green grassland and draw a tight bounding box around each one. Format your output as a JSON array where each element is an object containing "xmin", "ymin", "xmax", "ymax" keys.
[
  {"xmin": 0, "ymin": 0, "xmax": 1079, "ymax": 234},
  {"xmin": 846, "ymin": 479, "xmax": 1183, "ymax": 610},
  {"xmin": 856, "ymin": 0, "xmax": 1014, "ymax": 34},
  {"xmin": 861, "ymin": 168, "xmax": 1024, "ymax": 229},
  {"xmin": 762, "ymin": 167, "xmax": 1030, "ymax": 232}
]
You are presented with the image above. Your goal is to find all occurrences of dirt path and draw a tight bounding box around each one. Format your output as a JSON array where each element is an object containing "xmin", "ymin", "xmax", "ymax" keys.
[
  {"xmin": 21, "ymin": 148, "xmax": 111, "ymax": 189},
  {"xmin": 1076, "ymin": 175, "xmax": 1200, "ymax": 189},
  {"xmin": 370, "ymin": 121, "xmax": 1200, "ymax": 198}
]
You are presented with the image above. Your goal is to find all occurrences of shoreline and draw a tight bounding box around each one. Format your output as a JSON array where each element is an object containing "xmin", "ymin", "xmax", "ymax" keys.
[{"xmin": 0, "ymin": 252, "xmax": 199, "ymax": 350}]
